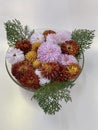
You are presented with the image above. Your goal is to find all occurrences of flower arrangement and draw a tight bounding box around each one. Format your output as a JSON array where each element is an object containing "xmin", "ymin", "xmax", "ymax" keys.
[{"xmin": 5, "ymin": 19, "xmax": 95, "ymax": 114}]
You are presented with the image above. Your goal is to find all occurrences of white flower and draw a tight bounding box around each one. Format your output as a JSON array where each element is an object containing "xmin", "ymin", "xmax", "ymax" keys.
[
  {"xmin": 58, "ymin": 54, "xmax": 77, "ymax": 65},
  {"xmin": 30, "ymin": 33, "xmax": 45, "ymax": 44},
  {"xmin": 35, "ymin": 69, "xmax": 42, "ymax": 77},
  {"xmin": 46, "ymin": 34, "xmax": 58, "ymax": 44},
  {"xmin": 6, "ymin": 47, "xmax": 25, "ymax": 64},
  {"xmin": 39, "ymin": 78, "xmax": 50, "ymax": 86},
  {"xmin": 35, "ymin": 69, "xmax": 50, "ymax": 86},
  {"xmin": 46, "ymin": 30, "xmax": 72, "ymax": 44},
  {"xmin": 56, "ymin": 30, "xmax": 72, "ymax": 43}
]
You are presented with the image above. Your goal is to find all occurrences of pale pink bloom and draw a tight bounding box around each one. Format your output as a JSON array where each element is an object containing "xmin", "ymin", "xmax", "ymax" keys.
[
  {"xmin": 56, "ymin": 30, "xmax": 72, "ymax": 44},
  {"xmin": 46, "ymin": 33, "xmax": 59, "ymax": 44},
  {"xmin": 6, "ymin": 47, "xmax": 24, "ymax": 64},
  {"xmin": 30, "ymin": 33, "xmax": 45, "ymax": 44},
  {"xmin": 37, "ymin": 42, "xmax": 61, "ymax": 63},
  {"xmin": 58, "ymin": 54, "xmax": 77, "ymax": 65}
]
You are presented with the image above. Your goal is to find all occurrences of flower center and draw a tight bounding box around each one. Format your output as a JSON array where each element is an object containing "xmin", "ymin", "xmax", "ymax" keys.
[
  {"xmin": 67, "ymin": 66, "xmax": 77, "ymax": 74},
  {"xmin": 36, "ymin": 37, "xmax": 40, "ymax": 40},
  {"xmin": 13, "ymin": 53, "xmax": 16, "ymax": 57},
  {"xmin": 67, "ymin": 45, "xmax": 72, "ymax": 50}
]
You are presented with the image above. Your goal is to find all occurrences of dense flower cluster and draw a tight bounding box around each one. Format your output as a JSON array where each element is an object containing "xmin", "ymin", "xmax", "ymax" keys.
[{"xmin": 6, "ymin": 29, "xmax": 82, "ymax": 90}]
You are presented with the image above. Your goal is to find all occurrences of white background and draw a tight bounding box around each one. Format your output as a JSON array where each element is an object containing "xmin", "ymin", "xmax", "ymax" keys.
[{"xmin": 0, "ymin": 0, "xmax": 98, "ymax": 130}]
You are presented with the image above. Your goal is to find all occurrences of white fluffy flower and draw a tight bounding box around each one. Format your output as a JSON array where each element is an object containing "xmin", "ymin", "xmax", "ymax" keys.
[
  {"xmin": 30, "ymin": 33, "xmax": 45, "ymax": 44},
  {"xmin": 56, "ymin": 30, "xmax": 72, "ymax": 43},
  {"xmin": 39, "ymin": 78, "xmax": 50, "ymax": 86},
  {"xmin": 6, "ymin": 47, "xmax": 24, "ymax": 64},
  {"xmin": 35, "ymin": 69, "xmax": 42, "ymax": 77},
  {"xmin": 46, "ymin": 33, "xmax": 58, "ymax": 44},
  {"xmin": 46, "ymin": 30, "xmax": 72, "ymax": 44},
  {"xmin": 35, "ymin": 69, "xmax": 50, "ymax": 86},
  {"xmin": 58, "ymin": 54, "xmax": 77, "ymax": 65}
]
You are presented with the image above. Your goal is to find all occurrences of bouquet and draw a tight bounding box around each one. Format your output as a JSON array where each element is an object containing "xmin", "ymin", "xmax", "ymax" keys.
[{"xmin": 5, "ymin": 19, "xmax": 94, "ymax": 114}]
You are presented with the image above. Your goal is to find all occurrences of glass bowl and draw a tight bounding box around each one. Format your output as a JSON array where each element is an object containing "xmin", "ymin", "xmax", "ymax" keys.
[{"xmin": 5, "ymin": 50, "xmax": 84, "ymax": 91}]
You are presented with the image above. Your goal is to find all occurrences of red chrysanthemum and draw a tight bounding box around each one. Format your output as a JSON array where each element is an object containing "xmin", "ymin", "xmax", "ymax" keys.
[
  {"xmin": 43, "ymin": 30, "xmax": 56, "ymax": 37},
  {"xmin": 11, "ymin": 61, "xmax": 33, "ymax": 80},
  {"xmin": 15, "ymin": 40, "xmax": 32, "ymax": 54},
  {"xmin": 61, "ymin": 40, "xmax": 79, "ymax": 56},
  {"xmin": 53, "ymin": 65, "xmax": 68, "ymax": 82},
  {"xmin": 40, "ymin": 62, "xmax": 59, "ymax": 80},
  {"xmin": 65, "ymin": 63, "xmax": 81, "ymax": 80},
  {"xmin": 18, "ymin": 71, "xmax": 40, "ymax": 90}
]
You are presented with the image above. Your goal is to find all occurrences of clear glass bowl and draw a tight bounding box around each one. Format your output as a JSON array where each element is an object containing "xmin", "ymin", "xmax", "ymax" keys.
[{"xmin": 5, "ymin": 50, "xmax": 84, "ymax": 92}]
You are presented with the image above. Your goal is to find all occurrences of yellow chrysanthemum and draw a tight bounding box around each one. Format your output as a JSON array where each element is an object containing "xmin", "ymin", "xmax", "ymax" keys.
[
  {"xmin": 32, "ymin": 42, "xmax": 41, "ymax": 52},
  {"xmin": 33, "ymin": 59, "xmax": 41, "ymax": 69},
  {"xmin": 66, "ymin": 63, "xmax": 81, "ymax": 80},
  {"xmin": 25, "ymin": 51, "xmax": 37, "ymax": 62}
]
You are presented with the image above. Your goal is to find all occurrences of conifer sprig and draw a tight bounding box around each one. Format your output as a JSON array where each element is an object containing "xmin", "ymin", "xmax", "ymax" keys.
[
  {"xmin": 33, "ymin": 81, "xmax": 74, "ymax": 114},
  {"xmin": 72, "ymin": 29, "xmax": 95, "ymax": 52},
  {"xmin": 4, "ymin": 19, "xmax": 34, "ymax": 46}
]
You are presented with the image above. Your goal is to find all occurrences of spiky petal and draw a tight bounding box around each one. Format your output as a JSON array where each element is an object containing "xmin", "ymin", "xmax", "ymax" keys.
[
  {"xmin": 18, "ymin": 71, "xmax": 40, "ymax": 90},
  {"xmin": 25, "ymin": 51, "xmax": 37, "ymax": 62},
  {"xmin": 61, "ymin": 40, "xmax": 79, "ymax": 55},
  {"xmin": 65, "ymin": 63, "xmax": 81, "ymax": 80},
  {"xmin": 40, "ymin": 62, "xmax": 59, "ymax": 80},
  {"xmin": 11, "ymin": 61, "xmax": 33, "ymax": 80},
  {"xmin": 54, "ymin": 65, "xmax": 68, "ymax": 82},
  {"xmin": 32, "ymin": 59, "xmax": 41, "ymax": 69},
  {"xmin": 31, "ymin": 42, "xmax": 41, "ymax": 52}
]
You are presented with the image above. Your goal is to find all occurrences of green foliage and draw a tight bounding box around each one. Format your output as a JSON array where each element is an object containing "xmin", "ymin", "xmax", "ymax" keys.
[
  {"xmin": 4, "ymin": 19, "xmax": 34, "ymax": 46},
  {"xmin": 72, "ymin": 29, "xmax": 95, "ymax": 52},
  {"xmin": 33, "ymin": 81, "xmax": 74, "ymax": 114}
]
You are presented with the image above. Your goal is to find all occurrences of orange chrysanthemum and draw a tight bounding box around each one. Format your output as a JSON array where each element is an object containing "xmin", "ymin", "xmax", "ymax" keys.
[
  {"xmin": 25, "ymin": 51, "xmax": 37, "ymax": 62},
  {"xmin": 61, "ymin": 40, "xmax": 79, "ymax": 56},
  {"xmin": 32, "ymin": 59, "xmax": 41, "ymax": 69},
  {"xmin": 40, "ymin": 62, "xmax": 59, "ymax": 80},
  {"xmin": 65, "ymin": 63, "xmax": 81, "ymax": 80},
  {"xmin": 31, "ymin": 42, "xmax": 41, "ymax": 52}
]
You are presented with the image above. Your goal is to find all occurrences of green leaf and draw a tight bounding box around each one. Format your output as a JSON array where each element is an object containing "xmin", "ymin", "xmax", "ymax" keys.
[
  {"xmin": 72, "ymin": 29, "xmax": 95, "ymax": 53},
  {"xmin": 33, "ymin": 81, "xmax": 74, "ymax": 114},
  {"xmin": 4, "ymin": 19, "xmax": 34, "ymax": 46}
]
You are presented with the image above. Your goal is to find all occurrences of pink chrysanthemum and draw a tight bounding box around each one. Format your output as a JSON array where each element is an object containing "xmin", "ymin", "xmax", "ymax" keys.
[
  {"xmin": 30, "ymin": 33, "xmax": 45, "ymax": 44},
  {"xmin": 56, "ymin": 30, "xmax": 72, "ymax": 44},
  {"xmin": 58, "ymin": 54, "xmax": 77, "ymax": 65},
  {"xmin": 46, "ymin": 34, "xmax": 59, "ymax": 44},
  {"xmin": 6, "ymin": 47, "xmax": 24, "ymax": 64},
  {"xmin": 37, "ymin": 42, "xmax": 61, "ymax": 63}
]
